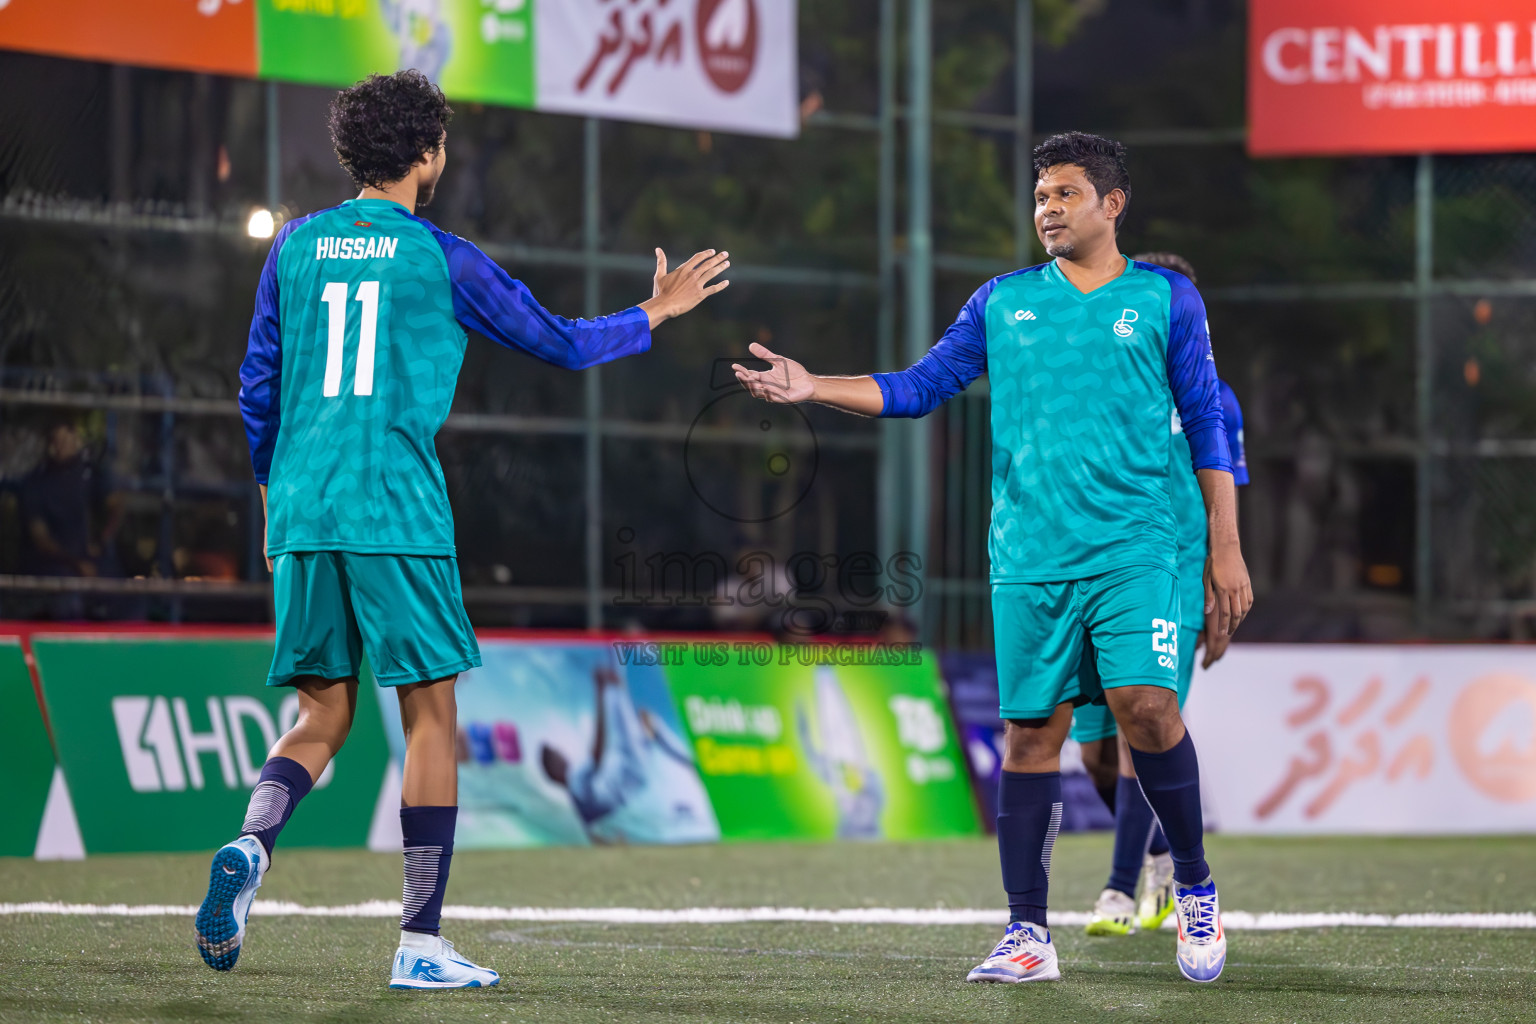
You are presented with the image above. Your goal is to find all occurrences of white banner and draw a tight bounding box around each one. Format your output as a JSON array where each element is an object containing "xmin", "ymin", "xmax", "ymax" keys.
[
  {"xmin": 1183, "ymin": 645, "xmax": 1536, "ymax": 834},
  {"xmin": 535, "ymin": 0, "xmax": 798, "ymax": 138}
]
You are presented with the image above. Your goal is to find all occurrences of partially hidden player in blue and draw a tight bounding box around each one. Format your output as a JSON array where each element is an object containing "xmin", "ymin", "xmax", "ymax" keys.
[
  {"xmin": 1072, "ymin": 251, "xmax": 1251, "ymax": 940},
  {"xmin": 196, "ymin": 70, "xmax": 729, "ymax": 989},
  {"xmin": 733, "ymin": 133, "xmax": 1252, "ymax": 984}
]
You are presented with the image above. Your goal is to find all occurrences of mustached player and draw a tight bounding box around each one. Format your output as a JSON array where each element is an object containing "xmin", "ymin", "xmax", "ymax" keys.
[
  {"xmin": 195, "ymin": 70, "xmax": 729, "ymax": 989},
  {"xmin": 1073, "ymin": 252, "xmax": 1250, "ymax": 938},
  {"xmin": 734, "ymin": 133, "xmax": 1251, "ymax": 984}
]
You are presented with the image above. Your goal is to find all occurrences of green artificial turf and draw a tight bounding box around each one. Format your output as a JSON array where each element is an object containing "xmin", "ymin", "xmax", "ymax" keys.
[{"xmin": 1, "ymin": 834, "xmax": 1533, "ymax": 1023}]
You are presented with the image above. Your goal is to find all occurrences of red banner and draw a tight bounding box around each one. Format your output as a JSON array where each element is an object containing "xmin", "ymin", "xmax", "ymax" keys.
[
  {"xmin": 1249, "ymin": 0, "xmax": 1536, "ymax": 157},
  {"xmin": 0, "ymin": 0, "xmax": 256, "ymax": 78}
]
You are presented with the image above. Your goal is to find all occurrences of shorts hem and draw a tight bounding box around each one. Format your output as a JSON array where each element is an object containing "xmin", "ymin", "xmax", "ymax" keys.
[
  {"xmin": 1099, "ymin": 675, "xmax": 1178, "ymax": 692},
  {"xmin": 266, "ymin": 664, "xmax": 359, "ymax": 687},
  {"xmin": 372, "ymin": 653, "xmax": 482, "ymax": 687},
  {"xmin": 998, "ymin": 705, "xmax": 1068, "ymax": 721},
  {"xmin": 990, "ymin": 561, "xmax": 1178, "ymax": 586},
  {"xmin": 268, "ymin": 544, "xmax": 458, "ymax": 558}
]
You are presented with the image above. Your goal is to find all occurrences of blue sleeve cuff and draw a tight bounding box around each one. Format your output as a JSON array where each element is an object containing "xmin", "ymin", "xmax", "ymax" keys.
[
  {"xmin": 1185, "ymin": 422, "xmax": 1234, "ymax": 474},
  {"xmin": 871, "ymin": 373, "xmax": 897, "ymax": 417}
]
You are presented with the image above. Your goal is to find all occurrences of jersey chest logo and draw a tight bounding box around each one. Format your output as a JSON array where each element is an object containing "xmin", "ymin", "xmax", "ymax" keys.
[{"xmin": 1113, "ymin": 308, "xmax": 1139, "ymax": 337}]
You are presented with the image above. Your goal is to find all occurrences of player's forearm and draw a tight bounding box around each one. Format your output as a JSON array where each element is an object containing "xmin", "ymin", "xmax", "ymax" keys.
[
  {"xmin": 1196, "ymin": 469, "xmax": 1240, "ymax": 552},
  {"xmin": 808, "ymin": 374, "xmax": 886, "ymax": 417}
]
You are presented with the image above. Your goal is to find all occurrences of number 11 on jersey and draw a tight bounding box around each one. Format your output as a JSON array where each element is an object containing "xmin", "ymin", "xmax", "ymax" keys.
[{"xmin": 321, "ymin": 280, "xmax": 380, "ymax": 397}]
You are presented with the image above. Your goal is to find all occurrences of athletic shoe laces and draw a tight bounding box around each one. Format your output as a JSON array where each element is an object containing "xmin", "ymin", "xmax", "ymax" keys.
[
  {"xmin": 1178, "ymin": 890, "xmax": 1219, "ymax": 941},
  {"xmin": 987, "ymin": 924, "xmax": 1026, "ymax": 959}
]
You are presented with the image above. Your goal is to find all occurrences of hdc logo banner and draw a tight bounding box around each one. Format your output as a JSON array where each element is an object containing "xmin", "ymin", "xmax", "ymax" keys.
[
  {"xmin": 1184, "ymin": 645, "xmax": 1536, "ymax": 834},
  {"xmin": 33, "ymin": 636, "xmax": 390, "ymax": 854},
  {"xmin": 1249, "ymin": 0, "xmax": 1536, "ymax": 156}
]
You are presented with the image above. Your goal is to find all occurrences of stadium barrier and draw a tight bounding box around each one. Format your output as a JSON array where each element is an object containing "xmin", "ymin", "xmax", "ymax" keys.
[
  {"xmin": 939, "ymin": 644, "xmax": 1536, "ymax": 836},
  {"xmin": 0, "ymin": 637, "xmax": 55, "ymax": 857},
  {"xmin": 4, "ymin": 627, "xmax": 980, "ymax": 857},
  {"xmin": 1186, "ymin": 645, "xmax": 1536, "ymax": 835}
]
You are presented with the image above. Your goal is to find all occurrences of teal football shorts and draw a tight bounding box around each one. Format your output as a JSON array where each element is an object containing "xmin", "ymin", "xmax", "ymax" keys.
[
  {"xmin": 267, "ymin": 551, "xmax": 481, "ymax": 688},
  {"xmin": 1068, "ymin": 559, "xmax": 1203, "ymax": 743},
  {"xmin": 993, "ymin": 565, "xmax": 1180, "ymax": 724}
]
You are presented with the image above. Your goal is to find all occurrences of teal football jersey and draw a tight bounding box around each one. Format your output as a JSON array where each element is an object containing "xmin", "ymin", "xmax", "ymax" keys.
[
  {"xmin": 239, "ymin": 198, "xmax": 650, "ymax": 556},
  {"xmin": 874, "ymin": 257, "xmax": 1232, "ymax": 583}
]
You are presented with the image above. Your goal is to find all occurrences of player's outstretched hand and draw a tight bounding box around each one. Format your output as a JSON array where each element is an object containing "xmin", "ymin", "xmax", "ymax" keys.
[
  {"xmin": 640, "ymin": 248, "xmax": 730, "ymax": 329},
  {"xmin": 1204, "ymin": 544, "xmax": 1253, "ymax": 640},
  {"xmin": 732, "ymin": 342, "xmax": 816, "ymax": 404}
]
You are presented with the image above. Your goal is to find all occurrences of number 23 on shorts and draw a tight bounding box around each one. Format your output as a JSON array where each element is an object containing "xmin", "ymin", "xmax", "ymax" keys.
[{"xmin": 1152, "ymin": 617, "xmax": 1178, "ymax": 670}]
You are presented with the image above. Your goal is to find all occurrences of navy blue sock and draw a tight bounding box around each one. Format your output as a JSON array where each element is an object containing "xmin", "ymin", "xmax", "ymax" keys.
[
  {"xmin": 239, "ymin": 756, "xmax": 314, "ymax": 858},
  {"xmin": 997, "ymin": 770, "xmax": 1061, "ymax": 927},
  {"xmin": 1127, "ymin": 732, "xmax": 1209, "ymax": 885},
  {"xmin": 1147, "ymin": 823, "xmax": 1170, "ymax": 856},
  {"xmin": 1106, "ymin": 775, "xmax": 1157, "ymax": 897},
  {"xmin": 400, "ymin": 806, "xmax": 457, "ymax": 935}
]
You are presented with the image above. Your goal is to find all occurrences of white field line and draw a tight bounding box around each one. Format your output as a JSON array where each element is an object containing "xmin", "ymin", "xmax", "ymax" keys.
[{"xmin": 0, "ymin": 902, "xmax": 1533, "ymax": 930}]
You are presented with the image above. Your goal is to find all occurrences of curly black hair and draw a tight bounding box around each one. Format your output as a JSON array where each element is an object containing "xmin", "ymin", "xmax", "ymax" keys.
[
  {"xmin": 328, "ymin": 70, "xmax": 453, "ymax": 191},
  {"xmin": 1032, "ymin": 131, "xmax": 1132, "ymax": 232}
]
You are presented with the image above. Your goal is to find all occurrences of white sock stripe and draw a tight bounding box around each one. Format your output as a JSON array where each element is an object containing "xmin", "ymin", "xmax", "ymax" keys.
[
  {"xmin": 241, "ymin": 781, "xmax": 290, "ymax": 835},
  {"xmin": 400, "ymin": 846, "xmax": 443, "ymax": 928},
  {"xmin": 1040, "ymin": 802, "xmax": 1063, "ymax": 876}
]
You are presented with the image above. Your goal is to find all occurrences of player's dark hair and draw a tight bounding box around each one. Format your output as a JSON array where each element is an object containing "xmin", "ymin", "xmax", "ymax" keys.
[
  {"xmin": 1133, "ymin": 251, "xmax": 1197, "ymax": 284},
  {"xmin": 328, "ymin": 70, "xmax": 453, "ymax": 191},
  {"xmin": 1033, "ymin": 132, "xmax": 1132, "ymax": 232}
]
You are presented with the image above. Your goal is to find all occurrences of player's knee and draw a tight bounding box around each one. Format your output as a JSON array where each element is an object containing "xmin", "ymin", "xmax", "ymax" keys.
[
  {"xmin": 1000, "ymin": 718, "xmax": 1060, "ymax": 770},
  {"xmin": 1110, "ymin": 688, "xmax": 1182, "ymax": 750}
]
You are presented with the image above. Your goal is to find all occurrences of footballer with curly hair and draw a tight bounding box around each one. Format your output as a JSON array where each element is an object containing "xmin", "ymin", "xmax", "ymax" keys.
[{"xmin": 195, "ymin": 70, "xmax": 729, "ymax": 989}]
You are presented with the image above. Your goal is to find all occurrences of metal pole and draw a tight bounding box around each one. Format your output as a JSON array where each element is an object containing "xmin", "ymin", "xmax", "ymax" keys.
[
  {"xmin": 906, "ymin": 0, "xmax": 933, "ymax": 638},
  {"xmin": 583, "ymin": 117, "xmax": 603, "ymax": 630},
  {"xmin": 1414, "ymin": 153, "xmax": 1434, "ymax": 627},
  {"xmin": 265, "ymin": 80, "xmax": 280, "ymax": 212},
  {"xmin": 876, "ymin": 0, "xmax": 900, "ymax": 578},
  {"xmin": 1013, "ymin": 0, "xmax": 1034, "ymax": 268}
]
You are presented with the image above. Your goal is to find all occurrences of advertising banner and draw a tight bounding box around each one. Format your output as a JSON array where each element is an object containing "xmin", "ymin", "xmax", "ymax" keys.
[
  {"xmin": 1185, "ymin": 645, "xmax": 1536, "ymax": 834},
  {"xmin": 1249, "ymin": 0, "xmax": 1536, "ymax": 156},
  {"xmin": 665, "ymin": 649, "xmax": 979, "ymax": 841},
  {"xmin": 377, "ymin": 639, "xmax": 721, "ymax": 848},
  {"xmin": 0, "ymin": 639, "xmax": 55, "ymax": 857},
  {"xmin": 0, "ymin": 1, "xmax": 796, "ymax": 138},
  {"xmin": 536, "ymin": 0, "xmax": 798, "ymax": 137},
  {"xmin": 0, "ymin": 0, "xmax": 257, "ymax": 77},
  {"xmin": 254, "ymin": 0, "xmax": 535, "ymax": 109},
  {"xmin": 31, "ymin": 636, "xmax": 390, "ymax": 854}
]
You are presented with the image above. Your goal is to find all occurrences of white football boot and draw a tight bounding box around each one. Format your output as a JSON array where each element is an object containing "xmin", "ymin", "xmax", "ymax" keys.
[
  {"xmin": 965, "ymin": 922, "xmax": 1061, "ymax": 983},
  {"xmin": 1136, "ymin": 851, "xmax": 1177, "ymax": 932},
  {"xmin": 1085, "ymin": 887, "xmax": 1138, "ymax": 936},
  {"xmin": 389, "ymin": 931, "xmax": 501, "ymax": 989},
  {"xmin": 1173, "ymin": 878, "xmax": 1227, "ymax": 983},
  {"xmin": 195, "ymin": 835, "xmax": 269, "ymax": 971}
]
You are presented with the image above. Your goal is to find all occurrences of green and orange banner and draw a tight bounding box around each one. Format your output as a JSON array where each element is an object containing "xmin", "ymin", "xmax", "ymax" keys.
[{"xmin": 0, "ymin": 0, "xmax": 797, "ymax": 137}]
